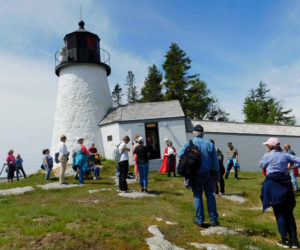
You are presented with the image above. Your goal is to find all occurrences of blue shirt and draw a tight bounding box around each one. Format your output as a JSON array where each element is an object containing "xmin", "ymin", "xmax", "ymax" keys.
[
  {"xmin": 259, "ymin": 149, "xmax": 300, "ymax": 175},
  {"xmin": 15, "ymin": 158, "xmax": 23, "ymax": 167},
  {"xmin": 179, "ymin": 137, "xmax": 220, "ymax": 176}
]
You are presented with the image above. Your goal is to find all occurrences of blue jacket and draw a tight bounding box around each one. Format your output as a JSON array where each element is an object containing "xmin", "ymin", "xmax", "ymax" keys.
[
  {"xmin": 179, "ymin": 137, "xmax": 220, "ymax": 176},
  {"xmin": 261, "ymin": 172, "xmax": 295, "ymax": 211}
]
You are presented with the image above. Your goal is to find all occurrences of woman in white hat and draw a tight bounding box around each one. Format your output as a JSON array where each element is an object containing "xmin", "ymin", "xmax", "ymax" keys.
[{"xmin": 259, "ymin": 137, "xmax": 300, "ymax": 248}]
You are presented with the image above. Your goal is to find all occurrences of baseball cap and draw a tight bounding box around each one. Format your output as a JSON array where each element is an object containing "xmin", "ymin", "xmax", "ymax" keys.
[
  {"xmin": 138, "ymin": 137, "xmax": 144, "ymax": 143},
  {"xmin": 193, "ymin": 124, "xmax": 204, "ymax": 132},
  {"xmin": 77, "ymin": 137, "xmax": 84, "ymax": 141},
  {"xmin": 262, "ymin": 137, "xmax": 280, "ymax": 146}
]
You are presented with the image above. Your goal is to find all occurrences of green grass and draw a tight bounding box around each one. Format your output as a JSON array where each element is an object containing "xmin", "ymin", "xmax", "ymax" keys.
[{"xmin": 0, "ymin": 160, "xmax": 299, "ymax": 249}]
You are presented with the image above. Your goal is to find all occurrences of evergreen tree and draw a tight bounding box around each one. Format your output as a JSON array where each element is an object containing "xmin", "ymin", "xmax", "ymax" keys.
[
  {"xmin": 205, "ymin": 97, "xmax": 230, "ymax": 121},
  {"xmin": 185, "ymin": 77, "xmax": 212, "ymax": 119},
  {"xmin": 140, "ymin": 64, "xmax": 163, "ymax": 102},
  {"xmin": 162, "ymin": 42, "xmax": 193, "ymax": 112},
  {"xmin": 243, "ymin": 81, "xmax": 295, "ymax": 125},
  {"xmin": 125, "ymin": 71, "xmax": 139, "ymax": 104},
  {"xmin": 111, "ymin": 83, "xmax": 123, "ymax": 107}
]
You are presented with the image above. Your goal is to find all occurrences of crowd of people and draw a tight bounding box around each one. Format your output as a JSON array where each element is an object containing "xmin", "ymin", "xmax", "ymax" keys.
[{"xmin": 3, "ymin": 126, "xmax": 300, "ymax": 248}]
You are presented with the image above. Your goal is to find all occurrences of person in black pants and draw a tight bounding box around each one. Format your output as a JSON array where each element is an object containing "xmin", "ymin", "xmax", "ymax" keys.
[
  {"xmin": 118, "ymin": 136, "xmax": 131, "ymax": 193},
  {"xmin": 210, "ymin": 140, "xmax": 225, "ymax": 195},
  {"xmin": 260, "ymin": 137, "xmax": 300, "ymax": 248}
]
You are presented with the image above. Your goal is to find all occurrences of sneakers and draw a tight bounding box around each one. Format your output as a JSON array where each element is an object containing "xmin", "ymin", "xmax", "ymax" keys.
[
  {"xmin": 276, "ymin": 241, "xmax": 289, "ymax": 248},
  {"xmin": 292, "ymin": 245, "xmax": 298, "ymax": 249}
]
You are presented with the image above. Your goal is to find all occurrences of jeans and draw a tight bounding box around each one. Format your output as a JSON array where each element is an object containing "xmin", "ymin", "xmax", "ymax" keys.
[
  {"xmin": 137, "ymin": 163, "xmax": 149, "ymax": 188},
  {"xmin": 79, "ymin": 166, "xmax": 84, "ymax": 184},
  {"xmin": 118, "ymin": 160, "xmax": 128, "ymax": 191},
  {"xmin": 192, "ymin": 174, "xmax": 219, "ymax": 223},
  {"xmin": 225, "ymin": 159, "xmax": 238, "ymax": 178},
  {"xmin": 16, "ymin": 166, "xmax": 27, "ymax": 180},
  {"xmin": 92, "ymin": 166, "xmax": 100, "ymax": 178},
  {"xmin": 44, "ymin": 164, "xmax": 52, "ymax": 181},
  {"xmin": 289, "ymin": 170, "xmax": 299, "ymax": 190},
  {"xmin": 273, "ymin": 203, "xmax": 298, "ymax": 246}
]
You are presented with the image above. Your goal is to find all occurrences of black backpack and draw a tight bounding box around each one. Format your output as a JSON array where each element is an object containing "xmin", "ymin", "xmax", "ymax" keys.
[{"xmin": 177, "ymin": 140, "xmax": 201, "ymax": 178}]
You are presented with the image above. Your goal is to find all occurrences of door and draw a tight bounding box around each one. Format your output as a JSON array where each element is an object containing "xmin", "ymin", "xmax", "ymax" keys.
[{"xmin": 145, "ymin": 123, "xmax": 161, "ymax": 159}]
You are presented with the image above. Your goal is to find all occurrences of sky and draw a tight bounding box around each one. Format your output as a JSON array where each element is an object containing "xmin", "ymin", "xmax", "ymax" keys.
[{"xmin": 1, "ymin": 0, "xmax": 300, "ymax": 174}]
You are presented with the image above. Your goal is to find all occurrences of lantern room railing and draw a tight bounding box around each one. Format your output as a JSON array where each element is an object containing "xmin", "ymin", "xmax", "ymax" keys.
[{"xmin": 55, "ymin": 47, "xmax": 110, "ymax": 68}]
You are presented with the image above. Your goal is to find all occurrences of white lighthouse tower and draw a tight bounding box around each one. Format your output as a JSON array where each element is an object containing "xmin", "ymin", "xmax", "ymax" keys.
[{"xmin": 51, "ymin": 21, "xmax": 112, "ymax": 158}]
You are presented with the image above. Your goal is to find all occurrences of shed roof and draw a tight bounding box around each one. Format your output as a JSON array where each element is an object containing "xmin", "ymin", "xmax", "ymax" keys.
[
  {"xmin": 99, "ymin": 100, "xmax": 185, "ymax": 126},
  {"xmin": 188, "ymin": 119, "xmax": 300, "ymax": 136}
]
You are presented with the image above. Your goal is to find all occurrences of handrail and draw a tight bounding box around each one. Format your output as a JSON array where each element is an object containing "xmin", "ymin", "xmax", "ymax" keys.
[{"xmin": 55, "ymin": 47, "xmax": 110, "ymax": 67}]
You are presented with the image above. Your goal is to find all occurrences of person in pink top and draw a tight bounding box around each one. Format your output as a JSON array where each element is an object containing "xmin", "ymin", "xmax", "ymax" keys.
[
  {"xmin": 132, "ymin": 134, "xmax": 140, "ymax": 181},
  {"xmin": 6, "ymin": 149, "xmax": 16, "ymax": 184}
]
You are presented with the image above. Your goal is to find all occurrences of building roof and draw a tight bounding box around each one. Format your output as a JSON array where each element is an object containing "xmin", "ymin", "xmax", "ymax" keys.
[
  {"xmin": 187, "ymin": 119, "xmax": 300, "ymax": 136},
  {"xmin": 99, "ymin": 100, "xmax": 185, "ymax": 126}
]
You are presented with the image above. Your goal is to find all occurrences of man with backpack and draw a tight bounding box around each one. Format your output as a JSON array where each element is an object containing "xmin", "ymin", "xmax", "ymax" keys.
[{"xmin": 179, "ymin": 125, "xmax": 220, "ymax": 228}]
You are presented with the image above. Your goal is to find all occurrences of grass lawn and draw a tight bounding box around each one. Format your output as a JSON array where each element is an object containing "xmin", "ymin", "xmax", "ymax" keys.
[{"xmin": 0, "ymin": 160, "xmax": 299, "ymax": 249}]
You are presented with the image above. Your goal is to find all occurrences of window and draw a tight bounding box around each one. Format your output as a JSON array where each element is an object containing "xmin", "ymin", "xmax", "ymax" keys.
[{"xmin": 107, "ymin": 135, "xmax": 112, "ymax": 141}]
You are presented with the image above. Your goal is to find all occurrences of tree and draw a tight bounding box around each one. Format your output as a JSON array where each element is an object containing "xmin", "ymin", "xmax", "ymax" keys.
[
  {"xmin": 111, "ymin": 83, "xmax": 123, "ymax": 107},
  {"xmin": 243, "ymin": 81, "xmax": 295, "ymax": 125},
  {"xmin": 140, "ymin": 64, "xmax": 163, "ymax": 102},
  {"xmin": 185, "ymin": 77, "xmax": 213, "ymax": 119},
  {"xmin": 162, "ymin": 42, "xmax": 229, "ymax": 120},
  {"xmin": 205, "ymin": 97, "xmax": 230, "ymax": 121},
  {"xmin": 125, "ymin": 71, "xmax": 139, "ymax": 104},
  {"xmin": 162, "ymin": 42, "xmax": 193, "ymax": 112}
]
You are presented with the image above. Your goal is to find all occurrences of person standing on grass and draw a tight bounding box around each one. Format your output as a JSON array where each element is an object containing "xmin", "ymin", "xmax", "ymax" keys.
[
  {"xmin": 134, "ymin": 137, "xmax": 150, "ymax": 193},
  {"xmin": 6, "ymin": 149, "xmax": 16, "ymax": 184},
  {"xmin": 260, "ymin": 137, "xmax": 300, "ymax": 249},
  {"xmin": 179, "ymin": 125, "xmax": 220, "ymax": 228},
  {"xmin": 118, "ymin": 136, "xmax": 131, "ymax": 193},
  {"xmin": 15, "ymin": 154, "xmax": 26, "ymax": 180},
  {"xmin": 210, "ymin": 140, "xmax": 225, "ymax": 195},
  {"xmin": 58, "ymin": 135, "xmax": 69, "ymax": 185},
  {"xmin": 42, "ymin": 149, "xmax": 53, "ymax": 181},
  {"xmin": 132, "ymin": 134, "xmax": 140, "ymax": 181},
  {"xmin": 225, "ymin": 142, "xmax": 239, "ymax": 179},
  {"xmin": 160, "ymin": 140, "xmax": 177, "ymax": 177},
  {"xmin": 283, "ymin": 144, "xmax": 299, "ymax": 191},
  {"xmin": 73, "ymin": 138, "xmax": 88, "ymax": 184}
]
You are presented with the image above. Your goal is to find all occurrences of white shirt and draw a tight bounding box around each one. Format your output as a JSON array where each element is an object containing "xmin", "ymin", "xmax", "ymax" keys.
[
  {"xmin": 58, "ymin": 142, "xmax": 69, "ymax": 156},
  {"xmin": 119, "ymin": 142, "xmax": 129, "ymax": 162},
  {"xmin": 167, "ymin": 146, "xmax": 175, "ymax": 156},
  {"xmin": 73, "ymin": 144, "xmax": 82, "ymax": 154}
]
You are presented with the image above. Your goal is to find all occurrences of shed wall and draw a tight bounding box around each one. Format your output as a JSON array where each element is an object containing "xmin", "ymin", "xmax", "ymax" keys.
[{"xmin": 187, "ymin": 132, "xmax": 300, "ymax": 172}]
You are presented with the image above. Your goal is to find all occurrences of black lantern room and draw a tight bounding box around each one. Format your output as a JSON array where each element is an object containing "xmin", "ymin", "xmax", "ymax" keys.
[{"xmin": 55, "ymin": 21, "xmax": 111, "ymax": 76}]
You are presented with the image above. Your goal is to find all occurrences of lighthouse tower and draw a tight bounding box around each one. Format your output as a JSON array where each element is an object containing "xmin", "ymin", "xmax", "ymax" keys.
[{"xmin": 51, "ymin": 21, "xmax": 112, "ymax": 157}]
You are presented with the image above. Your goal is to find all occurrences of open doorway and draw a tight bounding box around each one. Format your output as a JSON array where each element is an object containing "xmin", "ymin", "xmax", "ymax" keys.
[{"xmin": 145, "ymin": 123, "xmax": 161, "ymax": 159}]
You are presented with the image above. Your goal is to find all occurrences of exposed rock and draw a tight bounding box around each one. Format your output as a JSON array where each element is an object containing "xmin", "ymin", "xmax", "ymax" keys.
[
  {"xmin": 37, "ymin": 182, "xmax": 81, "ymax": 190},
  {"xmin": 200, "ymin": 226, "xmax": 238, "ymax": 236},
  {"xmin": 52, "ymin": 165, "xmax": 75, "ymax": 177},
  {"xmin": 221, "ymin": 194, "xmax": 246, "ymax": 203},
  {"xmin": 146, "ymin": 225, "xmax": 185, "ymax": 250},
  {"xmin": 249, "ymin": 207, "xmax": 272, "ymax": 212},
  {"xmin": 190, "ymin": 242, "xmax": 234, "ymax": 249},
  {"xmin": 118, "ymin": 191, "xmax": 157, "ymax": 198},
  {"xmin": 0, "ymin": 186, "xmax": 34, "ymax": 196},
  {"xmin": 88, "ymin": 188, "xmax": 112, "ymax": 193},
  {"xmin": 155, "ymin": 217, "xmax": 178, "ymax": 225}
]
